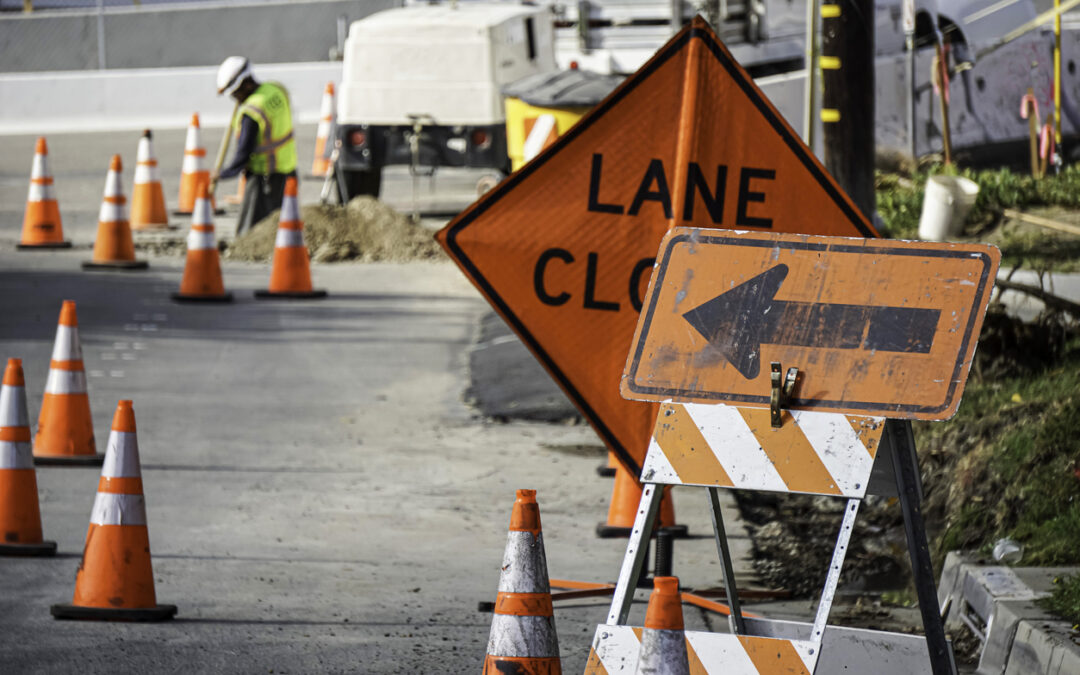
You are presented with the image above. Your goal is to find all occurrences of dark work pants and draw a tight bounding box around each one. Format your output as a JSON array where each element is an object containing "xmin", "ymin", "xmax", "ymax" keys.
[{"xmin": 236, "ymin": 172, "xmax": 295, "ymax": 236}]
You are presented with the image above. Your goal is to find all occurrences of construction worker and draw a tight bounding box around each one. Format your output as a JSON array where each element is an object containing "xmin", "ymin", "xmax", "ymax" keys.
[{"xmin": 213, "ymin": 56, "xmax": 298, "ymax": 236}]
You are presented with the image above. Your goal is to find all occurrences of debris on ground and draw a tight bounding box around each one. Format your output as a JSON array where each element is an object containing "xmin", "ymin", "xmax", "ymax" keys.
[{"xmin": 225, "ymin": 197, "xmax": 444, "ymax": 263}]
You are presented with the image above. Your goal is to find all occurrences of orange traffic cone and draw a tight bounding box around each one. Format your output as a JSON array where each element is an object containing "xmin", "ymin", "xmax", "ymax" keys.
[
  {"xmin": 51, "ymin": 400, "xmax": 177, "ymax": 621},
  {"xmin": 310, "ymin": 82, "xmax": 336, "ymax": 176},
  {"xmin": 483, "ymin": 489, "xmax": 561, "ymax": 674},
  {"xmin": 34, "ymin": 301, "xmax": 102, "ymax": 466},
  {"xmin": 172, "ymin": 185, "xmax": 232, "ymax": 303},
  {"xmin": 254, "ymin": 177, "xmax": 327, "ymax": 300},
  {"xmin": 597, "ymin": 450, "xmax": 617, "ymax": 477},
  {"xmin": 130, "ymin": 130, "xmax": 170, "ymax": 231},
  {"xmin": 0, "ymin": 359, "xmax": 57, "ymax": 556},
  {"xmin": 597, "ymin": 463, "xmax": 686, "ymax": 538},
  {"xmin": 636, "ymin": 577, "xmax": 690, "ymax": 674},
  {"xmin": 176, "ymin": 114, "xmax": 213, "ymax": 215},
  {"xmin": 18, "ymin": 137, "xmax": 71, "ymax": 250},
  {"xmin": 83, "ymin": 155, "xmax": 148, "ymax": 271}
]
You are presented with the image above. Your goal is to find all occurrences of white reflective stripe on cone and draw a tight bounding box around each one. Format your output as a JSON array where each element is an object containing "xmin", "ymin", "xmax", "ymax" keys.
[
  {"xmin": 320, "ymin": 93, "xmax": 334, "ymax": 117},
  {"xmin": 134, "ymin": 163, "xmax": 158, "ymax": 184},
  {"xmin": 137, "ymin": 138, "xmax": 153, "ymax": 163},
  {"xmin": 182, "ymin": 154, "xmax": 204, "ymax": 174},
  {"xmin": 192, "ymin": 197, "xmax": 214, "ymax": 227},
  {"xmin": 187, "ymin": 228, "xmax": 216, "ymax": 251},
  {"xmin": 316, "ymin": 120, "xmax": 332, "ymax": 137},
  {"xmin": 27, "ymin": 181, "xmax": 55, "ymax": 202},
  {"xmin": 44, "ymin": 368, "xmax": 87, "ymax": 395},
  {"xmin": 102, "ymin": 431, "xmax": 141, "ymax": 478},
  {"xmin": 103, "ymin": 170, "xmax": 123, "ymax": 198},
  {"xmin": 486, "ymin": 614, "xmax": 559, "ymax": 658},
  {"xmin": 0, "ymin": 440, "xmax": 34, "ymax": 470},
  {"xmin": 0, "ymin": 386, "xmax": 30, "ymax": 427},
  {"xmin": 50, "ymin": 325, "xmax": 83, "ymax": 362},
  {"xmin": 31, "ymin": 154, "xmax": 50, "ymax": 180},
  {"xmin": 184, "ymin": 125, "xmax": 200, "ymax": 151},
  {"xmin": 496, "ymin": 531, "xmax": 550, "ymax": 594},
  {"xmin": 275, "ymin": 228, "xmax": 305, "ymax": 248},
  {"xmin": 638, "ymin": 628, "xmax": 690, "ymax": 675},
  {"xmin": 98, "ymin": 201, "xmax": 127, "ymax": 224},
  {"xmin": 280, "ymin": 196, "xmax": 301, "ymax": 223},
  {"xmin": 89, "ymin": 492, "xmax": 147, "ymax": 526}
]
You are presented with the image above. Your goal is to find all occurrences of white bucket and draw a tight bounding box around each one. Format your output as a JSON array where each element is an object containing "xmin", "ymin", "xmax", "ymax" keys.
[{"xmin": 917, "ymin": 175, "xmax": 980, "ymax": 241}]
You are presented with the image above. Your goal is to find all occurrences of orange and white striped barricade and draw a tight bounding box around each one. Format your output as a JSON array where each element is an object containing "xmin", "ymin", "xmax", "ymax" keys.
[
  {"xmin": 176, "ymin": 113, "xmax": 214, "ymax": 215},
  {"xmin": 0, "ymin": 358, "xmax": 57, "ymax": 556},
  {"xmin": 310, "ymin": 82, "xmax": 336, "ymax": 177},
  {"xmin": 83, "ymin": 154, "xmax": 148, "ymax": 270},
  {"xmin": 254, "ymin": 176, "xmax": 326, "ymax": 299},
  {"xmin": 18, "ymin": 137, "xmax": 70, "ymax": 249},
  {"xmin": 130, "ymin": 130, "xmax": 171, "ymax": 231},
  {"xmin": 172, "ymin": 185, "xmax": 233, "ymax": 303},
  {"xmin": 483, "ymin": 489, "xmax": 561, "ymax": 674},
  {"xmin": 51, "ymin": 400, "xmax": 176, "ymax": 621},
  {"xmin": 33, "ymin": 301, "xmax": 102, "ymax": 466}
]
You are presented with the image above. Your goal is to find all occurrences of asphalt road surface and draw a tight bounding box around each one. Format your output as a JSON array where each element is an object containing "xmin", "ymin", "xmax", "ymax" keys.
[{"xmin": 0, "ymin": 129, "xmax": 761, "ymax": 673}]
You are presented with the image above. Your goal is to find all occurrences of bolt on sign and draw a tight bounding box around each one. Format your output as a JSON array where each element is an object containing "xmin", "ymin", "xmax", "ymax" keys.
[
  {"xmin": 435, "ymin": 17, "xmax": 875, "ymax": 472},
  {"xmin": 622, "ymin": 228, "xmax": 1001, "ymax": 420}
]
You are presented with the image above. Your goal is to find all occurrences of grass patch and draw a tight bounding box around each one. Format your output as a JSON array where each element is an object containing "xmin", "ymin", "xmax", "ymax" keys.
[{"xmin": 1038, "ymin": 574, "xmax": 1080, "ymax": 626}]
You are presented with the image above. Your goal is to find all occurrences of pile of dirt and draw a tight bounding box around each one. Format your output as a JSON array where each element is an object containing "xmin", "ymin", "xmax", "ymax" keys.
[{"xmin": 225, "ymin": 197, "xmax": 444, "ymax": 263}]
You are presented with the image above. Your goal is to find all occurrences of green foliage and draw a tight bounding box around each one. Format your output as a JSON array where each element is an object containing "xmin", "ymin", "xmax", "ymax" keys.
[
  {"xmin": 1038, "ymin": 574, "xmax": 1080, "ymax": 626},
  {"xmin": 875, "ymin": 165, "xmax": 1080, "ymax": 247}
]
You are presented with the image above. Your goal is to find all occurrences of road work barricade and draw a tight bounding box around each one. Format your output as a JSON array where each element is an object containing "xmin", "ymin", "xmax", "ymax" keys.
[
  {"xmin": 483, "ymin": 489, "xmax": 561, "ymax": 674},
  {"xmin": 0, "ymin": 358, "xmax": 56, "ymax": 556},
  {"xmin": 18, "ymin": 137, "xmax": 70, "ymax": 250},
  {"xmin": 84, "ymin": 155, "xmax": 148, "ymax": 271},
  {"xmin": 51, "ymin": 400, "xmax": 176, "ymax": 622},
  {"xmin": 34, "ymin": 301, "xmax": 102, "ymax": 466}
]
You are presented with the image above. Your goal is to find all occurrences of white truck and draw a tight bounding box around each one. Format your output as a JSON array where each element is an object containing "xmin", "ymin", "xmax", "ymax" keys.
[{"xmin": 334, "ymin": 3, "xmax": 557, "ymax": 199}]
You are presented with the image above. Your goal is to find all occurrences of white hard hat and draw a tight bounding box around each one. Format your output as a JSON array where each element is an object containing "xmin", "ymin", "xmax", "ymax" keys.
[{"xmin": 217, "ymin": 56, "xmax": 253, "ymax": 96}]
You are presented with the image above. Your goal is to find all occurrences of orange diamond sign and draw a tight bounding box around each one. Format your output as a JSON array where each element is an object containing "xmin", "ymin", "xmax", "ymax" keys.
[{"xmin": 436, "ymin": 17, "xmax": 875, "ymax": 473}]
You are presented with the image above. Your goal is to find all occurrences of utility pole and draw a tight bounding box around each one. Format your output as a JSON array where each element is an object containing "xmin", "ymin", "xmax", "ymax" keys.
[{"xmin": 820, "ymin": 0, "xmax": 875, "ymax": 217}]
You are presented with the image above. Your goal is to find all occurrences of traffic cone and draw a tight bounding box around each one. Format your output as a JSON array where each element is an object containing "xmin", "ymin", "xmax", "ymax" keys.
[
  {"xmin": 176, "ymin": 114, "xmax": 213, "ymax": 215},
  {"xmin": 636, "ymin": 577, "xmax": 690, "ymax": 674},
  {"xmin": 597, "ymin": 463, "xmax": 687, "ymax": 538},
  {"xmin": 310, "ymin": 82, "xmax": 336, "ymax": 176},
  {"xmin": 483, "ymin": 489, "xmax": 561, "ymax": 674},
  {"xmin": 130, "ymin": 130, "xmax": 170, "ymax": 231},
  {"xmin": 597, "ymin": 450, "xmax": 617, "ymax": 477},
  {"xmin": 254, "ymin": 177, "xmax": 327, "ymax": 300},
  {"xmin": 34, "ymin": 301, "xmax": 102, "ymax": 466},
  {"xmin": 0, "ymin": 359, "xmax": 57, "ymax": 557},
  {"xmin": 51, "ymin": 400, "xmax": 177, "ymax": 622},
  {"xmin": 83, "ymin": 155, "xmax": 149, "ymax": 271},
  {"xmin": 18, "ymin": 137, "xmax": 71, "ymax": 249},
  {"xmin": 172, "ymin": 185, "xmax": 232, "ymax": 303}
]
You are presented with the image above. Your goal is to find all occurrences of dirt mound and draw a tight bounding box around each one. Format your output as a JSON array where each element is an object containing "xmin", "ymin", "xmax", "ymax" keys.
[{"xmin": 225, "ymin": 197, "xmax": 444, "ymax": 263}]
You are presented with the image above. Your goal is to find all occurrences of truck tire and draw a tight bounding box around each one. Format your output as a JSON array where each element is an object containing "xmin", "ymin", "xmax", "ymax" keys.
[{"xmin": 337, "ymin": 167, "xmax": 382, "ymax": 202}]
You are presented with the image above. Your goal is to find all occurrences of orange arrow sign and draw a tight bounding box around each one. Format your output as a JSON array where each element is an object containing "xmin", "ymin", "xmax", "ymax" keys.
[
  {"xmin": 436, "ymin": 17, "xmax": 875, "ymax": 473},
  {"xmin": 621, "ymin": 229, "xmax": 1001, "ymax": 420}
]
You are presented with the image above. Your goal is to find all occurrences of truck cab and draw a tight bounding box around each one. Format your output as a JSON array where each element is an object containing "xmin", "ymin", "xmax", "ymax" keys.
[{"xmin": 335, "ymin": 3, "xmax": 557, "ymax": 199}]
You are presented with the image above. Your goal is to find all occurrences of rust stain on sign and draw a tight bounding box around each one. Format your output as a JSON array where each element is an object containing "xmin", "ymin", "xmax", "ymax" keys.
[{"xmin": 622, "ymin": 228, "xmax": 1000, "ymax": 420}]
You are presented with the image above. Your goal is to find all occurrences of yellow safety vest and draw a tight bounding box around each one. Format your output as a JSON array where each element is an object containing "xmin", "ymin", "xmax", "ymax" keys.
[{"xmin": 234, "ymin": 82, "xmax": 297, "ymax": 175}]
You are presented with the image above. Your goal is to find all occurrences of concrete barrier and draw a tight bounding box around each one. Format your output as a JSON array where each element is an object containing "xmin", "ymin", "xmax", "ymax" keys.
[
  {"xmin": 0, "ymin": 62, "xmax": 343, "ymax": 135},
  {"xmin": 0, "ymin": 0, "xmax": 397, "ymax": 73}
]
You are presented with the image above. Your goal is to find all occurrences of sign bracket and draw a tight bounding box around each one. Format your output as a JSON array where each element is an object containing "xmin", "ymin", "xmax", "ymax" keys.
[
  {"xmin": 707, "ymin": 487, "xmax": 746, "ymax": 634},
  {"xmin": 769, "ymin": 362, "xmax": 799, "ymax": 428}
]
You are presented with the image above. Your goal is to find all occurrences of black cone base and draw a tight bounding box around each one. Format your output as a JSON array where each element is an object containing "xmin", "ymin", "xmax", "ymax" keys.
[
  {"xmin": 171, "ymin": 292, "xmax": 234, "ymax": 304},
  {"xmin": 596, "ymin": 523, "xmax": 690, "ymax": 539},
  {"xmin": 173, "ymin": 209, "xmax": 224, "ymax": 217},
  {"xmin": 82, "ymin": 260, "xmax": 149, "ymax": 270},
  {"xmin": 0, "ymin": 540, "xmax": 57, "ymax": 557},
  {"xmin": 17, "ymin": 241, "xmax": 72, "ymax": 250},
  {"xmin": 51, "ymin": 603, "xmax": 177, "ymax": 622},
  {"xmin": 254, "ymin": 289, "xmax": 328, "ymax": 300},
  {"xmin": 34, "ymin": 453, "xmax": 105, "ymax": 467}
]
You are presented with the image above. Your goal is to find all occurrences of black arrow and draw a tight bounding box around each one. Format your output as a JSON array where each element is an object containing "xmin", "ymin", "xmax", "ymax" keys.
[{"xmin": 682, "ymin": 264, "xmax": 941, "ymax": 380}]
